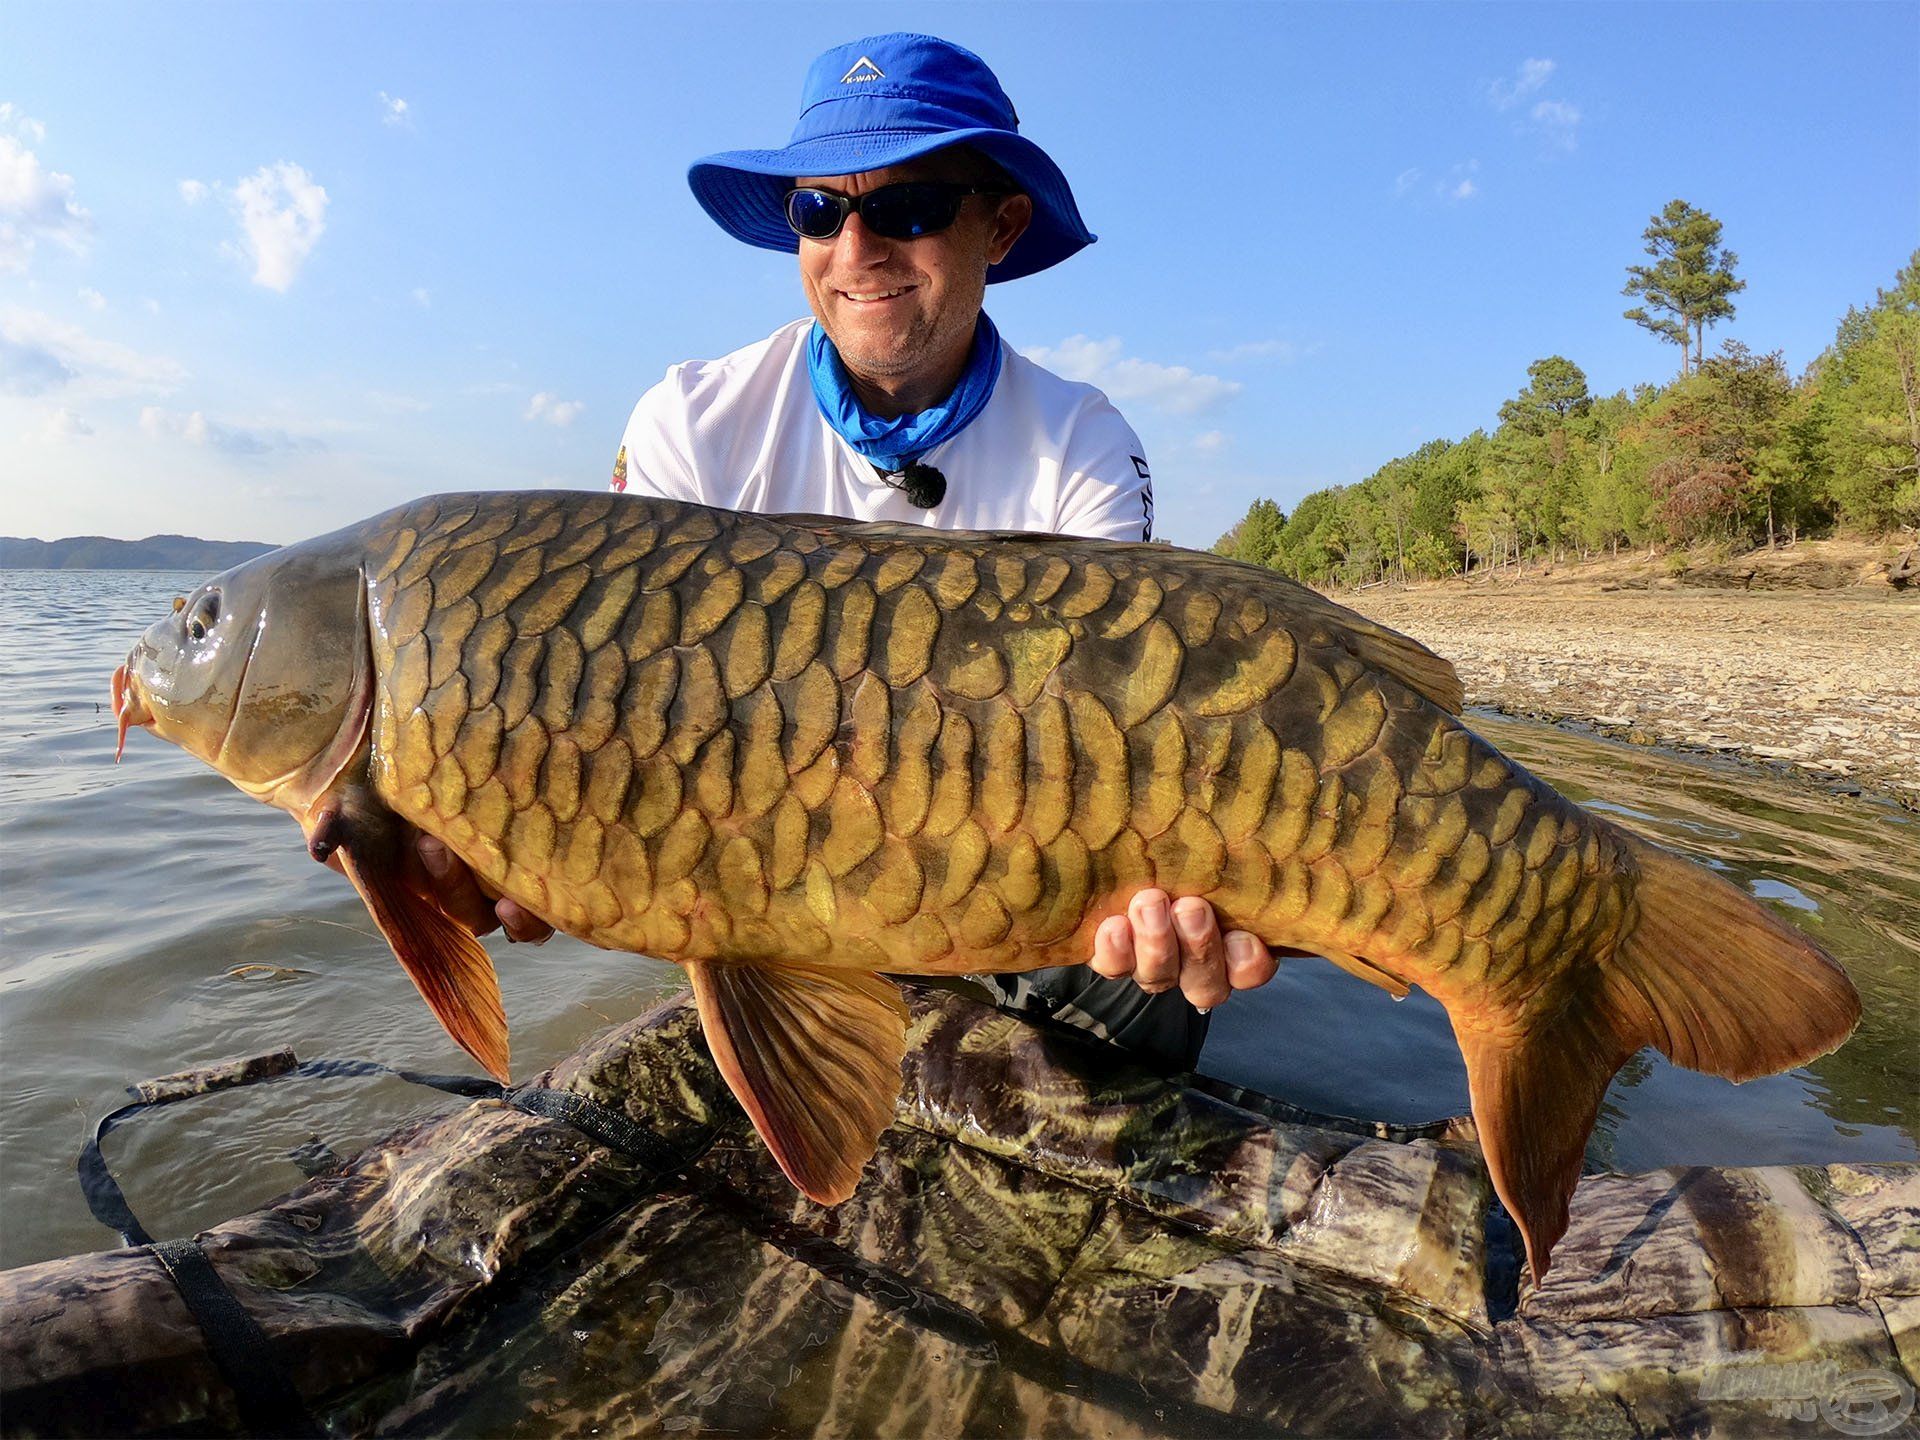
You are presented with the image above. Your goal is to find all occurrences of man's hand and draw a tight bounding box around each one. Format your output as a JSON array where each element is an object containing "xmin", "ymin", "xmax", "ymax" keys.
[
  {"xmin": 1090, "ymin": 890, "xmax": 1277, "ymax": 1011},
  {"xmin": 415, "ymin": 835, "xmax": 554, "ymax": 944}
]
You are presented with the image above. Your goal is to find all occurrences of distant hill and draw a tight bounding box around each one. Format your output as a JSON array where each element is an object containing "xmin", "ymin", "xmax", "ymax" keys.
[{"xmin": 0, "ymin": 535, "xmax": 278, "ymax": 570}]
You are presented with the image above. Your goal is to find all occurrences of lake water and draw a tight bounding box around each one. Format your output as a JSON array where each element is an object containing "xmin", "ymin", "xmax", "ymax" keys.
[{"xmin": 1, "ymin": 568, "xmax": 1915, "ymax": 1272}]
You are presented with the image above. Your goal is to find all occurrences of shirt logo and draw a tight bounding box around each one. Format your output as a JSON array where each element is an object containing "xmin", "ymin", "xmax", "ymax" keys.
[
  {"xmin": 610, "ymin": 444, "xmax": 628, "ymax": 493},
  {"xmin": 841, "ymin": 56, "xmax": 885, "ymax": 84}
]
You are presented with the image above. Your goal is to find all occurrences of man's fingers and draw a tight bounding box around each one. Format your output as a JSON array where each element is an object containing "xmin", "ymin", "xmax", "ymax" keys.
[
  {"xmin": 1170, "ymin": 896, "xmax": 1230, "ymax": 1010},
  {"xmin": 497, "ymin": 898, "xmax": 554, "ymax": 945},
  {"xmin": 1225, "ymin": 931, "xmax": 1280, "ymax": 991},
  {"xmin": 415, "ymin": 834, "xmax": 502, "ymax": 938},
  {"xmin": 1127, "ymin": 890, "xmax": 1180, "ymax": 993},
  {"xmin": 1090, "ymin": 914, "xmax": 1136, "ymax": 979}
]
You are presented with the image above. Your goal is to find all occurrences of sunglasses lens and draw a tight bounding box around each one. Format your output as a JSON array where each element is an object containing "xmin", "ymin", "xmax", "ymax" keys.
[
  {"xmin": 862, "ymin": 183, "xmax": 962, "ymax": 239},
  {"xmin": 785, "ymin": 190, "xmax": 845, "ymax": 240}
]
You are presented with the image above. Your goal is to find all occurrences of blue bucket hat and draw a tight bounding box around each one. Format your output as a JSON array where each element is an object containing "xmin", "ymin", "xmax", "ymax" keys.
[{"xmin": 688, "ymin": 33, "xmax": 1096, "ymax": 283}]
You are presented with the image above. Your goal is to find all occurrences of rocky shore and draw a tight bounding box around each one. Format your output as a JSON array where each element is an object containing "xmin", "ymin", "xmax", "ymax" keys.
[{"xmin": 1341, "ymin": 541, "xmax": 1920, "ymax": 810}]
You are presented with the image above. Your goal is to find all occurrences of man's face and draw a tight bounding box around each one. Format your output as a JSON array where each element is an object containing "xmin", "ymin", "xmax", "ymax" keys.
[{"xmin": 794, "ymin": 153, "xmax": 1032, "ymax": 388}]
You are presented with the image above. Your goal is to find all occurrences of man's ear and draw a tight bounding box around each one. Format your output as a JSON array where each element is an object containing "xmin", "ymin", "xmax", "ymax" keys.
[{"xmin": 987, "ymin": 193, "xmax": 1034, "ymax": 266}]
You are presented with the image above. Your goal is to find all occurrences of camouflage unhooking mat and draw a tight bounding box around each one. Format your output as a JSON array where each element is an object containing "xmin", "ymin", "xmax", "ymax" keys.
[{"xmin": 3, "ymin": 986, "xmax": 1916, "ymax": 1438}]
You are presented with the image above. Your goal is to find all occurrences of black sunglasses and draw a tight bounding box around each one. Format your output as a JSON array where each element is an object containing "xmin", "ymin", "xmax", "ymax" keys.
[{"xmin": 784, "ymin": 181, "xmax": 1008, "ymax": 242}]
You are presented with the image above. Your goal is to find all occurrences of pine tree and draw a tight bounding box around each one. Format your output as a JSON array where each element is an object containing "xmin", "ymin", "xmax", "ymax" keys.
[{"xmin": 1623, "ymin": 200, "xmax": 1746, "ymax": 376}]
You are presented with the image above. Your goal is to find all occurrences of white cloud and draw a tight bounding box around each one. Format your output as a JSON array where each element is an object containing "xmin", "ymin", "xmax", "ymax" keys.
[
  {"xmin": 178, "ymin": 178, "xmax": 209, "ymax": 205},
  {"xmin": 1393, "ymin": 159, "xmax": 1480, "ymax": 205},
  {"xmin": 42, "ymin": 406, "xmax": 93, "ymax": 440},
  {"xmin": 378, "ymin": 92, "xmax": 411, "ymax": 128},
  {"xmin": 1191, "ymin": 430, "xmax": 1228, "ymax": 454},
  {"xmin": 0, "ymin": 103, "xmax": 47, "ymax": 145},
  {"xmin": 1022, "ymin": 336, "xmax": 1240, "ymax": 416},
  {"xmin": 1531, "ymin": 99, "xmax": 1582, "ymax": 150},
  {"xmin": 1489, "ymin": 58, "xmax": 1555, "ymax": 110},
  {"xmin": 0, "ymin": 129, "xmax": 91, "ymax": 272},
  {"xmin": 139, "ymin": 404, "xmax": 326, "ymax": 456},
  {"xmin": 78, "ymin": 286, "xmax": 105, "ymax": 312},
  {"xmin": 0, "ymin": 307, "xmax": 186, "ymax": 397},
  {"xmin": 526, "ymin": 391, "xmax": 585, "ymax": 426},
  {"xmin": 228, "ymin": 162, "xmax": 328, "ymax": 292},
  {"xmin": 1446, "ymin": 161, "xmax": 1481, "ymax": 201},
  {"xmin": 142, "ymin": 297, "xmax": 161, "ymax": 315},
  {"xmin": 411, "ymin": 287, "xmax": 431, "ymax": 308}
]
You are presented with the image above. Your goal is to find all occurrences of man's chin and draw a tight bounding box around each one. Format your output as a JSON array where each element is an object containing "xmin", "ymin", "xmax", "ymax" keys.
[{"xmin": 826, "ymin": 332, "xmax": 923, "ymax": 381}]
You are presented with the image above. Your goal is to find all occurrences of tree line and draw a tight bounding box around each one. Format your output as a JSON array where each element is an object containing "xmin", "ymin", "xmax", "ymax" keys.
[{"xmin": 1215, "ymin": 206, "xmax": 1919, "ymax": 588}]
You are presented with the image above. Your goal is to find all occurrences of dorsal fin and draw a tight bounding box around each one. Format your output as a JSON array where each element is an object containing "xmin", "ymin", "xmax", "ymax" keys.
[{"xmin": 1339, "ymin": 620, "xmax": 1466, "ymax": 714}]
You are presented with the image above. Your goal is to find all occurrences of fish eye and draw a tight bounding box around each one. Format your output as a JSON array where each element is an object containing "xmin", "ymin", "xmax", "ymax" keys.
[{"xmin": 185, "ymin": 592, "xmax": 220, "ymax": 642}]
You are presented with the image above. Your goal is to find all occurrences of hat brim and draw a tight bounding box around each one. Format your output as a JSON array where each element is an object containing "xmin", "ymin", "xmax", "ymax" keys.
[{"xmin": 688, "ymin": 129, "xmax": 1095, "ymax": 283}]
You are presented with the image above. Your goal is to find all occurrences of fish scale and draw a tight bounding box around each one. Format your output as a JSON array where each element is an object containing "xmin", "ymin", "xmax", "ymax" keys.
[
  {"xmin": 114, "ymin": 489, "xmax": 1860, "ymax": 1280},
  {"xmin": 361, "ymin": 493, "xmax": 1596, "ymax": 1003}
]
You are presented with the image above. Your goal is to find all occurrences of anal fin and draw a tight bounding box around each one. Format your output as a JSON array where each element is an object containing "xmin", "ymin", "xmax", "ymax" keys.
[
  {"xmin": 1318, "ymin": 946, "xmax": 1412, "ymax": 1000},
  {"xmin": 1450, "ymin": 1000, "xmax": 1632, "ymax": 1282},
  {"xmin": 689, "ymin": 961, "xmax": 908, "ymax": 1206}
]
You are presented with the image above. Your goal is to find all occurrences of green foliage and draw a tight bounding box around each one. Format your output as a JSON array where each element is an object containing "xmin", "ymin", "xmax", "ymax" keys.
[
  {"xmin": 1623, "ymin": 199, "xmax": 1745, "ymax": 376},
  {"xmin": 1213, "ymin": 246, "xmax": 1914, "ymax": 589},
  {"xmin": 1803, "ymin": 251, "xmax": 1920, "ymax": 531},
  {"xmin": 1497, "ymin": 356, "xmax": 1592, "ymax": 435}
]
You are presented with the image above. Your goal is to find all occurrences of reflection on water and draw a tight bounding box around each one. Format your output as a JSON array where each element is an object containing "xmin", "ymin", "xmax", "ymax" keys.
[{"xmin": 2, "ymin": 571, "xmax": 1916, "ymax": 1270}]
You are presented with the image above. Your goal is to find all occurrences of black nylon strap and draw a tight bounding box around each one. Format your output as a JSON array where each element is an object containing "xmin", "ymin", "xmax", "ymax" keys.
[
  {"xmin": 80, "ymin": 1058, "xmax": 1269, "ymax": 1437},
  {"xmin": 507, "ymin": 1084, "xmax": 711, "ymax": 1175},
  {"xmin": 79, "ymin": 1056, "xmax": 504, "ymax": 1247},
  {"xmin": 149, "ymin": 1238, "xmax": 322, "ymax": 1439}
]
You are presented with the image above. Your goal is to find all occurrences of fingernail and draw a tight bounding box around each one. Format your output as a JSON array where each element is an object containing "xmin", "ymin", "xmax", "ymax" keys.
[
  {"xmin": 1174, "ymin": 906, "xmax": 1206, "ymax": 939},
  {"xmin": 1143, "ymin": 898, "xmax": 1168, "ymax": 929},
  {"xmin": 418, "ymin": 837, "xmax": 449, "ymax": 874}
]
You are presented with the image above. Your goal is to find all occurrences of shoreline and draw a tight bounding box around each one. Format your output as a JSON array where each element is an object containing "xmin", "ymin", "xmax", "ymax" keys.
[
  {"xmin": 1339, "ymin": 561, "xmax": 1919, "ymax": 813},
  {"xmin": 1468, "ymin": 701, "xmax": 1915, "ymax": 813}
]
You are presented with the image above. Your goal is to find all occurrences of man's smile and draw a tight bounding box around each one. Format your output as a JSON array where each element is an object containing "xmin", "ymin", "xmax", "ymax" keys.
[{"xmin": 836, "ymin": 284, "xmax": 917, "ymax": 304}]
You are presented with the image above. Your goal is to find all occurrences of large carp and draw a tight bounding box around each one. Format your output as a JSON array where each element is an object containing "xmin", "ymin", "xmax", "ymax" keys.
[{"xmin": 112, "ymin": 491, "xmax": 1859, "ymax": 1277}]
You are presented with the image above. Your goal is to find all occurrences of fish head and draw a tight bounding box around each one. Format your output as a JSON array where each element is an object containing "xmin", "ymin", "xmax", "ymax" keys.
[{"xmin": 114, "ymin": 540, "xmax": 373, "ymax": 811}]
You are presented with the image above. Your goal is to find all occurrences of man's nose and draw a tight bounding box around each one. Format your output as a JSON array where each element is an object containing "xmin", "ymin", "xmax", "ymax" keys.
[{"xmin": 832, "ymin": 212, "xmax": 894, "ymax": 268}]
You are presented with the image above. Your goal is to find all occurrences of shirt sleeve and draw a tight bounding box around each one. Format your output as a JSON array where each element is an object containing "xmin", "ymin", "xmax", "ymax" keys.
[
  {"xmin": 610, "ymin": 368, "xmax": 706, "ymax": 504},
  {"xmin": 1051, "ymin": 395, "xmax": 1155, "ymax": 543}
]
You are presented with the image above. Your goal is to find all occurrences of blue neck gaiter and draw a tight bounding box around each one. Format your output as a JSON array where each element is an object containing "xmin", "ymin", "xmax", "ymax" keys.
[{"xmin": 806, "ymin": 313, "xmax": 1004, "ymax": 475}]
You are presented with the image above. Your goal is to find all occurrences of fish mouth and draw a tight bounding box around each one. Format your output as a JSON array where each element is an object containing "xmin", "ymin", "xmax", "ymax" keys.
[{"xmin": 111, "ymin": 659, "xmax": 154, "ymax": 762}]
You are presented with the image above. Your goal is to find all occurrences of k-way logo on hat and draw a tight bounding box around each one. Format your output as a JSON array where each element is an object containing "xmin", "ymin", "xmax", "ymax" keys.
[{"xmin": 840, "ymin": 56, "xmax": 884, "ymax": 83}]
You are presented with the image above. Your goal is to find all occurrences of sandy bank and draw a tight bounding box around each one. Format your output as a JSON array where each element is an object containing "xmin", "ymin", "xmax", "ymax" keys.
[{"xmin": 1340, "ymin": 543, "xmax": 1919, "ymax": 809}]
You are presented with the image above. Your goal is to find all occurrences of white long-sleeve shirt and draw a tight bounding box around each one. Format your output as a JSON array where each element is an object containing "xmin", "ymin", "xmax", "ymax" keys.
[{"xmin": 611, "ymin": 318, "xmax": 1154, "ymax": 542}]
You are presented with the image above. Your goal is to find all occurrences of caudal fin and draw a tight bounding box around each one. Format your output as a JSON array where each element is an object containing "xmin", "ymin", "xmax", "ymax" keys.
[
  {"xmin": 1604, "ymin": 829, "xmax": 1860, "ymax": 1082},
  {"xmin": 1454, "ymin": 826, "xmax": 1860, "ymax": 1282}
]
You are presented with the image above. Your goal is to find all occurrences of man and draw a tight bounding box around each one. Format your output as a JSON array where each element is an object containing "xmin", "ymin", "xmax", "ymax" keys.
[{"xmin": 423, "ymin": 33, "xmax": 1276, "ymax": 1067}]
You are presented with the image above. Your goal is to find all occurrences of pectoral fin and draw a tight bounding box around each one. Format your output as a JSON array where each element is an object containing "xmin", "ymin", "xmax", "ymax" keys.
[
  {"xmin": 335, "ymin": 842, "xmax": 511, "ymax": 1084},
  {"xmin": 688, "ymin": 961, "xmax": 909, "ymax": 1206}
]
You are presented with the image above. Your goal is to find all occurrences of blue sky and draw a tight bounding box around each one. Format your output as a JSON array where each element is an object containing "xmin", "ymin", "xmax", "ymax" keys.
[{"xmin": 3, "ymin": 1, "xmax": 1915, "ymax": 549}]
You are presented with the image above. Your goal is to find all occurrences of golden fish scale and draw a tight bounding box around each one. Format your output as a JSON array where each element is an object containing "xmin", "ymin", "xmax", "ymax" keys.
[{"xmin": 361, "ymin": 493, "xmax": 1632, "ymax": 1004}]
